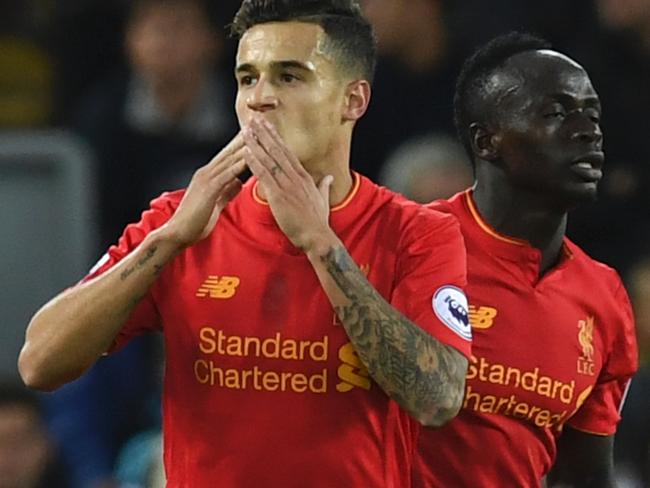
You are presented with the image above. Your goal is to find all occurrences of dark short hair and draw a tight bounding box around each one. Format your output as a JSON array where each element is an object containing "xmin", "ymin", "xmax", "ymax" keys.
[
  {"xmin": 454, "ymin": 32, "xmax": 552, "ymax": 166},
  {"xmin": 230, "ymin": 0, "xmax": 377, "ymax": 83}
]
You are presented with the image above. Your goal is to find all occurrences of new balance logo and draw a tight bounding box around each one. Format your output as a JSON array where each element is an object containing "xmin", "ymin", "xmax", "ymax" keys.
[
  {"xmin": 468, "ymin": 305, "xmax": 498, "ymax": 329},
  {"xmin": 196, "ymin": 276, "xmax": 240, "ymax": 299},
  {"xmin": 336, "ymin": 342, "xmax": 371, "ymax": 392}
]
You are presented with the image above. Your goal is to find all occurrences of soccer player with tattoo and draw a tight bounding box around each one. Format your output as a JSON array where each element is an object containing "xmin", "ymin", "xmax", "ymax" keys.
[
  {"xmin": 18, "ymin": 1, "xmax": 472, "ymax": 486},
  {"xmin": 414, "ymin": 32, "xmax": 638, "ymax": 488}
]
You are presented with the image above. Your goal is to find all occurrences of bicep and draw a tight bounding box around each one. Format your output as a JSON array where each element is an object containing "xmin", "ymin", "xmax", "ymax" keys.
[{"xmin": 548, "ymin": 427, "xmax": 615, "ymax": 488}]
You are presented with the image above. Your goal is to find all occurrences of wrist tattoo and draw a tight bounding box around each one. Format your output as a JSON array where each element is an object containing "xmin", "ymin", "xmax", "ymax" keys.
[{"xmin": 120, "ymin": 246, "xmax": 159, "ymax": 281}]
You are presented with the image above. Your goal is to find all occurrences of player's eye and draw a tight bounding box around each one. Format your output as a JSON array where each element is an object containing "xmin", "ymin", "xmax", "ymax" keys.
[
  {"xmin": 585, "ymin": 109, "xmax": 601, "ymax": 124},
  {"xmin": 280, "ymin": 73, "xmax": 299, "ymax": 84},
  {"xmin": 239, "ymin": 75, "xmax": 257, "ymax": 87},
  {"xmin": 543, "ymin": 110, "xmax": 566, "ymax": 119},
  {"xmin": 544, "ymin": 103, "xmax": 566, "ymax": 119}
]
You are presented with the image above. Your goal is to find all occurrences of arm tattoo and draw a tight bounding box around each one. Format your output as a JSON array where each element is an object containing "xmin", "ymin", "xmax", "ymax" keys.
[
  {"xmin": 323, "ymin": 245, "xmax": 466, "ymax": 424},
  {"xmin": 116, "ymin": 246, "xmax": 163, "ymax": 318},
  {"xmin": 120, "ymin": 246, "xmax": 160, "ymax": 281}
]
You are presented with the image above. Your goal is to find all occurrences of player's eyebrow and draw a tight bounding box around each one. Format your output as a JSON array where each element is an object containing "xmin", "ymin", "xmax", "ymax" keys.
[
  {"xmin": 545, "ymin": 92, "xmax": 602, "ymax": 109},
  {"xmin": 235, "ymin": 60, "xmax": 315, "ymax": 74}
]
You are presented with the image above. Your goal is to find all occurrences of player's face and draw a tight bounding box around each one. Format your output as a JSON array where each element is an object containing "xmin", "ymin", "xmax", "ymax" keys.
[
  {"xmin": 235, "ymin": 22, "xmax": 348, "ymax": 166},
  {"xmin": 494, "ymin": 51, "xmax": 604, "ymax": 208}
]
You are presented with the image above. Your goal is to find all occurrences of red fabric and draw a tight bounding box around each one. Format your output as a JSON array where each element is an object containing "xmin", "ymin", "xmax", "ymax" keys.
[
  {"xmin": 85, "ymin": 173, "xmax": 469, "ymax": 487},
  {"xmin": 414, "ymin": 190, "xmax": 638, "ymax": 488}
]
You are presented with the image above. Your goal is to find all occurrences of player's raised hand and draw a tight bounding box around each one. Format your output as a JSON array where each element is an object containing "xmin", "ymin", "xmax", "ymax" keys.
[
  {"xmin": 244, "ymin": 116, "xmax": 334, "ymax": 252},
  {"xmin": 164, "ymin": 132, "xmax": 247, "ymax": 247}
]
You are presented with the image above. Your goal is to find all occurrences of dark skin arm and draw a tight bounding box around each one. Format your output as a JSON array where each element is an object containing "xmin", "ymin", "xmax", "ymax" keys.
[{"xmin": 547, "ymin": 427, "xmax": 617, "ymax": 488}]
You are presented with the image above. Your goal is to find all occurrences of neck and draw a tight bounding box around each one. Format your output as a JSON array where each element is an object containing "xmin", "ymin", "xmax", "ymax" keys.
[
  {"xmin": 257, "ymin": 165, "xmax": 354, "ymax": 207},
  {"xmin": 472, "ymin": 169, "xmax": 568, "ymax": 274},
  {"xmin": 315, "ymin": 165, "xmax": 355, "ymax": 206}
]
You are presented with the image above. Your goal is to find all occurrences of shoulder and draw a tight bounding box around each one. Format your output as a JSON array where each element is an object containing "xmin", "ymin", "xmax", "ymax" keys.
[
  {"xmin": 565, "ymin": 239, "xmax": 625, "ymax": 294},
  {"xmin": 85, "ymin": 189, "xmax": 186, "ymax": 280},
  {"xmin": 116, "ymin": 189, "xmax": 185, "ymax": 250},
  {"xmin": 565, "ymin": 240, "xmax": 636, "ymax": 351},
  {"xmin": 121, "ymin": 189, "xmax": 186, "ymax": 236},
  {"xmin": 425, "ymin": 197, "xmax": 457, "ymax": 216},
  {"xmin": 362, "ymin": 176, "xmax": 456, "ymax": 225},
  {"xmin": 373, "ymin": 184, "xmax": 461, "ymax": 241},
  {"xmin": 148, "ymin": 189, "xmax": 185, "ymax": 215}
]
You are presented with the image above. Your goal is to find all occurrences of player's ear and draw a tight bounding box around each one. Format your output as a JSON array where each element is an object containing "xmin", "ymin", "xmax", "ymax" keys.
[
  {"xmin": 470, "ymin": 123, "xmax": 500, "ymax": 161},
  {"xmin": 342, "ymin": 80, "xmax": 371, "ymax": 122}
]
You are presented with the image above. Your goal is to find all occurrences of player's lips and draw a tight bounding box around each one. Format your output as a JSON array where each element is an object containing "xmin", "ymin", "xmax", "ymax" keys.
[{"xmin": 570, "ymin": 152, "xmax": 604, "ymax": 182}]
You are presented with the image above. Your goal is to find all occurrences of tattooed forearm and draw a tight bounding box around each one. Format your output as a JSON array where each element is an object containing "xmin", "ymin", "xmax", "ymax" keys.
[
  {"xmin": 120, "ymin": 246, "xmax": 160, "ymax": 281},
  {"xmin": 323, "ymin": 246, "xmax": 467, "ymax": 426}
]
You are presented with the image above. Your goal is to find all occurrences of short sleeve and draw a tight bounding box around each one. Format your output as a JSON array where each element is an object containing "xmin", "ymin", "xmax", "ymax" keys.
[
  {"xmin": 390, "ymin": 208, "xmax": 471, "ymax": 358},
  {"xmin": 83, "ymin": 191, "xmax": 182, "ymax": 352},
  {"xmin": 567, "ymin": 280, "xmax": 639, "ymax": 435}
]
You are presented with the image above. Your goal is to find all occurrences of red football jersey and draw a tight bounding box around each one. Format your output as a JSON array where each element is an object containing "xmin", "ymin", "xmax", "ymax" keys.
[
  {"xmin": 86, "ymin": 173, "xmax": 471, "ymax": 488},
  {"xmin": 414, "ymin": 190, "xmax": 638, "ymax": 488}
]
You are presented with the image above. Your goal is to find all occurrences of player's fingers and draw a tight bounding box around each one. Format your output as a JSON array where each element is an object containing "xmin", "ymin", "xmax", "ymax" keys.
[
  {"xmin": 318, "ymin": 175, "xmax": 334, "ymax": 208},
  {"xmin": 211, "ymin": 158, "xmax": 247, "ymax": 190},
  {"xmin": 256, "ymin": 117, "xmax": 307, "ymax": 178},
  {"xmin": 248, "ymin": 118, "xmax": 283, "ymax": 160},
  {"xmin": 248, "ymin": 119, "xmax": 302, "ymax": 185},
  {"xmin": 200, "ymin": 179, "xmax": 241, "ymax": 240},
  {"xmin": 253, "ymin": 120, "xmax": 316, "ymax": 199},
  {"xmin": 206, "ymin": 145, "xmax": 248, "ymax": 179},
  {"xmin": 190, "ymin": 139, "xmax": 244, "ymax": 187},
  {"xmin": 243, "ymin": 128, "xmax": 287, "ymax": 188},
  {"xmin": 245, "ymin": 148, "xmax": 287, "ymax": 200},
  {"xmin": 203, "ymin": 133, "xmax": 246, "ymax": 172},
  {"xmin": 215, "ymin": 178, "xmax": 243, "ymax": 208},
  {"xmin": 202, "ymin": 158, "xmax": 245, "ymax": 204},
  {"xmin": 210, "ymin": 147, "xmax": 248, "ymax": 181}
]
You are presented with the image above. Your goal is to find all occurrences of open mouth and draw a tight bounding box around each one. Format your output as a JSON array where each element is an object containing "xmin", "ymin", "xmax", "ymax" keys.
[{"xmin": 570, "ymin": 153, "xmax": 604, "ymax": 183}]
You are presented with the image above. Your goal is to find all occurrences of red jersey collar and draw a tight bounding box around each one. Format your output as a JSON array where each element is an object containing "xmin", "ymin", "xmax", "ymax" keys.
[
  {"xmin": 243, "ymin": 171, "xmax": 365, "ymax": 226},
  {"xmin": 252, "ymin": 171, "xmax": 361, "ymax": 211},
  {"xmin": 459, "ymin": 189, "xmax": 573, "ymax": 264}
]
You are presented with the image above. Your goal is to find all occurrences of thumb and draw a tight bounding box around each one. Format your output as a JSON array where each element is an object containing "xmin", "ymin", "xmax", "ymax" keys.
[{"xmin": 318, "ymin": 175, "xmax": 334, "ymax": 207}]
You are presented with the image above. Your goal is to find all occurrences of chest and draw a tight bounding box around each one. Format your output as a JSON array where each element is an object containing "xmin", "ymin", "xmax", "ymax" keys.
[
  {"xmin": 463, "ymin": 264, "xmax": 612, "ymax": 430},
  {"xmin": 151, "ymin": 221, "xmax": 398, "ymax": 378}
]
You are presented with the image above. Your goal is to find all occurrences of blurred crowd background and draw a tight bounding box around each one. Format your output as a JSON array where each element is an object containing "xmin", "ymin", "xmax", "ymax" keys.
[{"xmin": 0, "ymin": 0, "xmax": 648, "ymax": 487}]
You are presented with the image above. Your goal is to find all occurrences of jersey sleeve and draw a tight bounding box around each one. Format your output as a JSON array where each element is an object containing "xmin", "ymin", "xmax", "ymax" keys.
[
  {"xmin": 82, "ymin": 191, "xmax": 182, "ymax": 352},
  {"xmin": 567, "ymin": 279, "xmax": 639, "ymax": 435},
  {"xmin": 390, "ymin": 207, "xmax": 471, "ymax": 358}
]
